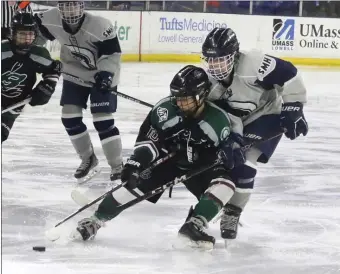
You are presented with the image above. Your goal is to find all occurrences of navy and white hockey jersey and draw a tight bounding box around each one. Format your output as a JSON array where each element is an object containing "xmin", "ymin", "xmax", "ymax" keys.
[
  {"xmin": 207, "ymin": 50, "xmax": 307, "ymax": 129},
  {"xmin": 34, "ymin": 8, "xmax": 121, "ymax": 87}
]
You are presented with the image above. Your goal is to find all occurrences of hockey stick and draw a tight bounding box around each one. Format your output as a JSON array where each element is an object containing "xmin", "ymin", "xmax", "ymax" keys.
[
  {"xmin": 62, "ymin": 72, "xmax": 153, "ymax": 108},
  {"xmin": 117, "ymin": 159, "xmax": 222, "ymax": 212},
  {"xmin": 1, "ymin": 98, "xmax": 31, "ymax": 114},
  {"xmin": 45, "ymin": 152, "xmax": 176, "ymax": 241},
  {"xmin": 241, "ymin": 130, "xmax": 285, "ymax": 151},
  {"xmin": 62, "ymin": 131, "xmax": 285, "ymax": 241},
  {"xmin": 167, "ymin": 131, "xmax": 285, "ymax": 198}
]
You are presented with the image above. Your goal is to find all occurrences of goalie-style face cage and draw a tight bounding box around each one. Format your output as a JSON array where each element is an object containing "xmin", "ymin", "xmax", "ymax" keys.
[
  {"xmin": 58, "ymin": 1, "xmax": 85, "ymax": 25},
  {"xmin": 10, "ymin": 12, "xmax": 37, "ymax": 53},
  {"xmin": 202, "ymin": 27, "xmax": 240, "ymax": 81},
  {"xmin": 170, "ymin": 65, "xmax": 211, "ymax": 117}
]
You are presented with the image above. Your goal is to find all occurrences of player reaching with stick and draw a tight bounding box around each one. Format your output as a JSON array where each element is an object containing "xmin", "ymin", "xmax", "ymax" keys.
[{"xmin": 74, "ymin": 65, "xmax": 246, "ymax": 249}]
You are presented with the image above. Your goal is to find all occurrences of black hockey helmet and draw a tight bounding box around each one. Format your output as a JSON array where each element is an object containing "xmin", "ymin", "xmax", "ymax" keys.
[
  {"xmin": 170, "ymin": 65, "xmax": 211, "ymax": 116},
  {"xmin": 10, "ymin": 11, "xmax": 37, "ymax": 53},
  {"xmin": 202, "ymin": 27, "xmax": 240, "ymax": 81},
  {"xmin": 58, "ymin": 1, "xmax": 85, "ymax": 25}
]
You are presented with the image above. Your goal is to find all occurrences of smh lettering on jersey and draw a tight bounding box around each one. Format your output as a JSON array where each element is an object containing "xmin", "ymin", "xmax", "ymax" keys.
[
  {"xmin": 159, "ymin": 17, "xmax": 227, "ymax": 31},
  {"xmin": 257, "ymin": 55, "xmax": 276, "ymax": 81}
]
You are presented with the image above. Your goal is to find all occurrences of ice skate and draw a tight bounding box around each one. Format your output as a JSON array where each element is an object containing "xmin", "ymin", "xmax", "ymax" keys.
[
  {"xmin": 73, "ymin": 216, "xmax": 103, "ymax": 241},
  {"xmin": 110, "ymin": 164, "xmax": 123, "ymax": 181},
  {"xmin": 178, "ymin": 215, "xmax": 215, "ymax": 250},
  {"xmin": 74, "ymin": 153, "xmax": 101, "ymax": 184},
  {"xmin": 220, "ymin": 204, "xmax": 242, "ymax": 240}
]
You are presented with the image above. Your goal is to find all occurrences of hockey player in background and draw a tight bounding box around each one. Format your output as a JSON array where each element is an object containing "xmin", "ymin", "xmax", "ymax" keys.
[
  {"xmin": 201, "ymin": 27, "xmax": 309, "ymax": 241},
  {"xmin": 1, "ymin": 12, "xmax": 61, "ymax": 143},
  {"xmin": 74, "ymin": 65, "xmax": 246, "ymax": 249},
  {"xmin": 34, "ymin": 1, "xmax": 123, "ymax": 183}
]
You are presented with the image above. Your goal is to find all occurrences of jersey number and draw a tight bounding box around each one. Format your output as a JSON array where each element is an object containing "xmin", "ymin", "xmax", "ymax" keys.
[{"xmin": 65, "ymin": 45, "xmax": 96, "ymax": 70}]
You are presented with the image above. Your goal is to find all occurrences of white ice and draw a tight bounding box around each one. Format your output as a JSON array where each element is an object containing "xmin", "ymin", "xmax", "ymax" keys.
[{"xmin": 2, "ymin": 64, "xmax": 340, "ymax": 274}]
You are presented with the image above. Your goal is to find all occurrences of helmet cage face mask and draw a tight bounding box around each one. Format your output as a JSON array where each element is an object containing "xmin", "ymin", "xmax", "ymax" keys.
[
  {"xmin": 175, "ymin": 95, "xmax": 202, "ymax": 116},
  {"xmin": 58, "ymin": 1, "xmax": 84, "ymax": 25},
  {"xmin": 202, "ymin": 53, "xmax": 235, "ymax": 81},
  {"xmin": 13, "ymin": 30, "xmax": 36, "ymax": 50}
]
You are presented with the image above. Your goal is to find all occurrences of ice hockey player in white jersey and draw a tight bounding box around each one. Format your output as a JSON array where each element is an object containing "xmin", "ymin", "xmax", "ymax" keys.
[
  {"xmin": 34, "ymin": 1, "xmax": 123, "ymax": 183},
  {"xmin": 201, "ymin": 27, "xmax": 308, "ymax": 240}
]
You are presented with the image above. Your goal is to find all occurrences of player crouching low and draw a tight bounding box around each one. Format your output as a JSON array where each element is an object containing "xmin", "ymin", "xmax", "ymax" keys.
[{"xmin": 75, "ymin": 65, "xmax": 246, "ymax": 249}]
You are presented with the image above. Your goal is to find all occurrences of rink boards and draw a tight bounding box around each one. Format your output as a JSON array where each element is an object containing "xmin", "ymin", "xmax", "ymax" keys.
[{"xmin": 45, "ymin": 11, "xmax": 340, "ymax": 66}]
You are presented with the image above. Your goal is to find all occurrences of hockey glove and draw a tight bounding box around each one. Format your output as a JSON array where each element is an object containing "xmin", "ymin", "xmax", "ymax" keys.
[
  {"xmin": 280, "ymin": 102, "xmax": 308, "ymax": 140},
  {"xmin": 218, "ymin": 132, "xmax": 246, "ymax": 170},
  {"xmin": 121, "ymin": 158, "xmax": 143, "ymax": 190},
  {"xmin": 94, "ymin": 71, "xmax": 113, "ymax": 91},
  {"xmin": 30, "ymin": 80, "xmax": 55, "ymax": 106},
  {"xmin": 50, "ymin": 60, "xmax": 62, "ymax": 75}
]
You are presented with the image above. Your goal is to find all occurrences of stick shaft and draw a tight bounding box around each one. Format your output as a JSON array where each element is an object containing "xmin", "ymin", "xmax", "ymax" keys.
[
  {"xmin": 62, "ymin": 72, "xmax": 153, "ymax": 108},
  {"xmin": 1, "ymin": 98, "xmax": 31, "ymax": 114},
  {"xmin": 53, "ymin": 153, "xmax": 176, "ymax": 228}
]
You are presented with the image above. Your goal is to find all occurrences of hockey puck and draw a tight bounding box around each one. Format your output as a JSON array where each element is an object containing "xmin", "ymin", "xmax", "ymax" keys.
[{"xmin": 32, "ymin": 246, "xmax": 46, "ymax": 252}]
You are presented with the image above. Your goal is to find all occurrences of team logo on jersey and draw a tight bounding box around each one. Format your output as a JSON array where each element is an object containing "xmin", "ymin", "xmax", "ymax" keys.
[
  {"xmin": 157, "ymin": 107, "xmax": 168, "ymax": 122},
  {"xmin": 272, "ymin": 18, "xmax": 295, "ymax": 51},
  {"xmin": 65, "ymin": 44, "xmax": 97, "ymax": 70},
  {"xmin": 220, "ymin": 127, "xmax": 230, "ymax": 140},
  {"xmin": 1, "ymin": 62, "xmax": 27, "ymax": 98},
  {"xmin": 257, "ymin": 55, "xmax": 276, "ymax": 81}
]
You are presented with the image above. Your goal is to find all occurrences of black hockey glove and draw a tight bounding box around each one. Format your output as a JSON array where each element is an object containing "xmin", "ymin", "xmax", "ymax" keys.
[
  {"xmin": 50, "ymin": 60, "xmax": 62, "ymax": 76},
  {"xmin": 280, "ymin": 102, "xmax": 308, "ymax": 140},
  {"xmin": 30, "ymin": 80, "xmax": 55, "ymax": 106},
  {"xmin": 94, "ymin": 71, "xmax": 113, "ymax": 91},
  {"xmin": 121, "ymin": 158, "xmax": 143, "ymax": 190},
  {"xmin": 218, "ymin": 132, "xmax": 246, "ymax": 170}
]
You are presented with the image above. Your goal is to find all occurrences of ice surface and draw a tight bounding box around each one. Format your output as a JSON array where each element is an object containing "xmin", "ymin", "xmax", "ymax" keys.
[{"xmin": 2, "ymin": 64, "xmax": 340, "ymax": 274}]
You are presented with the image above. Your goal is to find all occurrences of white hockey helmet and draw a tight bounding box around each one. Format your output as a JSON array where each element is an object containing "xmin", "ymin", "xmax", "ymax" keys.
[{"xmin": 57, "ymin": 1, "xmax": 85, "ymax": 25}]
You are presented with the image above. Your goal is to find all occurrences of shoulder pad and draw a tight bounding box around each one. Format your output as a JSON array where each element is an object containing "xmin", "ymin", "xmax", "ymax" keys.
[
  {"xmin": 257, "ymin": 55, "xmax": 276, "ymax": 81},
  {"xmin": 85, "ymin": 13, "xmax": 116, "ymax": 40}
]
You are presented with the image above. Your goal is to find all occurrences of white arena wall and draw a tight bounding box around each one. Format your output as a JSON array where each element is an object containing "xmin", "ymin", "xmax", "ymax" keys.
[{"xmin": 44, "ymin": 10, "xmax": 340, "ymax": 66}]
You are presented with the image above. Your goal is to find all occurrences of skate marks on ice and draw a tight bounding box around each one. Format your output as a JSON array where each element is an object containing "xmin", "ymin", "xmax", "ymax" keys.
[{"xmin": 2, "ymin": 65, "xmax": 340, "ymax": 274}]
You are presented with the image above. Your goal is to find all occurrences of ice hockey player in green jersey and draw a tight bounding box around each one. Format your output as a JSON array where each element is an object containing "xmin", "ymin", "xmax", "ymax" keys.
[
  {"xmin": 75, "ymin": 65, "xmax": 246, "ymax": 249},
  {"xmin": 1, "ymin": 11, "xmax": 61, "ymax": 142}
]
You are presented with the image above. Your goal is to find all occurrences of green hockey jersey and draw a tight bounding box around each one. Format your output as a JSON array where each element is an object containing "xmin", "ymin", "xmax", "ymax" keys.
[
  {"xmin": 1, "ymin": 40, "xmax": 59, "ymax": 109},
  {"xmin": 133, "ymin": 97, "xmax": 232, "ymax": 168}
]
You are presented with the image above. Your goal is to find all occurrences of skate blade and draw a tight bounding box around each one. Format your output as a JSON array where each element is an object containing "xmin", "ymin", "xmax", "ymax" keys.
[
  {"xmin": 176, "ymin": 234, "xmax": 214, "ymax": 251},
  {"xmin": 69, "ymin": 229, "xmax": 83, "ymax": 241},
  {"xmin": 69, "ymin": 228, "xmax": 97, "ymax": 242},
  {"xmin": 77, "ymin": 166, "xmax": 101, "ymax": 185}
]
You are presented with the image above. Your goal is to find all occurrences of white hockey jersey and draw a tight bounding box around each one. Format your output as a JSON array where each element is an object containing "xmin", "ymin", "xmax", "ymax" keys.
[
  {"xmin": 207, "ymin": 50, "xmax": 307, "ymax": 129},
  {"xmin": 35, "ymin": 8, "xmax": 121, "ymax": 87}
]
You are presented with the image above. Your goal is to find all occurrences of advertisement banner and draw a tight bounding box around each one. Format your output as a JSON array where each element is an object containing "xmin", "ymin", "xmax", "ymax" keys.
[
  {"xmin": 90, "ymin": 11, "xmax": 140, "ymax": 55},
  {"xmin": 141, "ymin": 12, "xmax": 262, "ymax": 55},
  {"xmin": 47, "ymin": 10, "xmax": 141, "ymax": 60},
  {"xmin": 269, "ymin": 17, "xmax": 340, "ymax": 58}
]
